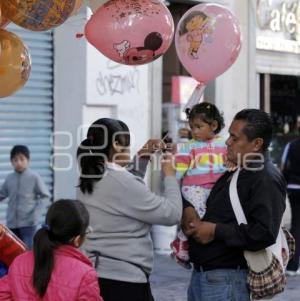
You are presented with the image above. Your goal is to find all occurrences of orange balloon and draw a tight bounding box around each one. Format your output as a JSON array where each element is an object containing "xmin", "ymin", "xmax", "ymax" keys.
[
  {"xmin": 0, "ymin": 29, "xmax": 31, "ymax": 98},
  {"xmin": 0, "ymin": 4, "xmax": 10, "ymax": 28},
  {"xmin": 1, "ymin": 0, "xmax": 77, "ymax": 31}
]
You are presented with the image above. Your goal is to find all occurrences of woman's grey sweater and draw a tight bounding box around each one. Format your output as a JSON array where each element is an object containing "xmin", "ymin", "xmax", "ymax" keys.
[{"xmin": 77, "ymin": 159, "xmax": 182, "ymax": 283}]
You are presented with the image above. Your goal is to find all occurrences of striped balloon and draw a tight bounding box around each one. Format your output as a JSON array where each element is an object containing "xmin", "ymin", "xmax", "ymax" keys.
[{"xmin": 1, "ymin": 0, "xmax": 77, "ymax": 31}]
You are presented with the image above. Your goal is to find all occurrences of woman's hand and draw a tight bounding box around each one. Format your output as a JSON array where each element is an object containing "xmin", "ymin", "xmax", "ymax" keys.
[
  {"xmin": 161, "ymin": 152, "xmax": 176, "ymax": 177},
  {"xmin": 138, "ymin": 139, "xmax": 166, "ymax": 159}
]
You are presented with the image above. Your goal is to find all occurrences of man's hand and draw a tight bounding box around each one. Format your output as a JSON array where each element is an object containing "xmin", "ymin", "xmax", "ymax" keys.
[
  {"xmin": 181, "ymin": 207, "xmax": 199, "ymax": 233},
  {"xmin": 184, "ymin": 219, "xmax": 216, "ymax": 245}
]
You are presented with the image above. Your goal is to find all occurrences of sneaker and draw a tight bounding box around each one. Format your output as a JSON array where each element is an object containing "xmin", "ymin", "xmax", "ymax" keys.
[{"xmin": 170, "ymin": 239, "xmax": 189, "ymax": 262}]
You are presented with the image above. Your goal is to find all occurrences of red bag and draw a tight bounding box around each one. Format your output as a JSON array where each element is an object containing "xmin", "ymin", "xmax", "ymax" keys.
[{"xmin": 0, "ymin": 224, "xmax": 27, "ymax": 266}]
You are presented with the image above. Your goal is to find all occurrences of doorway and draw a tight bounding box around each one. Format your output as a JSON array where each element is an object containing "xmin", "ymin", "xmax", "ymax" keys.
[{"xmin": 260, "ymin": 74, "xmax": 300, "ymax": 166}]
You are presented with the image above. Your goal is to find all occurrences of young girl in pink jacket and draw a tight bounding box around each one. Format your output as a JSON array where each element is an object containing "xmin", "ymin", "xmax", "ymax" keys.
[{"xmin": 0, "ymin": 199, "xmax": 104, "ymax": 301}]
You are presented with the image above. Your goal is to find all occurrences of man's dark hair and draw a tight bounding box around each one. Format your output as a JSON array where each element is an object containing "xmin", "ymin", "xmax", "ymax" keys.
[
  {"xmin": 234, "ymin": 109, "xmax": 273, "ymax": 151},
  {"xmin": 10, "ymin": 145, "xmax": 30, "ymax": 160}
]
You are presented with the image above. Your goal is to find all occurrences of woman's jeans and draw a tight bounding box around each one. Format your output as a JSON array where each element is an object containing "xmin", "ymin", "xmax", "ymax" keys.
[{"xmin": 188, "ymin": 268, "xmax": 250, "ymax": 301}]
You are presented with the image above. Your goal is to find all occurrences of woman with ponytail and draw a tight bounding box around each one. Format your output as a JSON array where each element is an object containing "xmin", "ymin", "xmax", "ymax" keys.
[
  {"xmin": 77, "ymin": 118, "xmax": 182, "ymax": 301},
  {"xmin": 0, "ymin": 199, "xmax": 104, "ymax": 301}
]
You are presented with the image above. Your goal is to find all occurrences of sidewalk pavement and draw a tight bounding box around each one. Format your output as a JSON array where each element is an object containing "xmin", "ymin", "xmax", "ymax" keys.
[{"xmin": 151, "ymin": 254, "xmax": 300, "ymax": 301}]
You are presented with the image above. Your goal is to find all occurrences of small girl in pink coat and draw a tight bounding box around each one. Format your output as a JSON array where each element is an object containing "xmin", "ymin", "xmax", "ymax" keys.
[{"xmin": 0, "ymin": 199, "xmax": 104, "ymax": 301}]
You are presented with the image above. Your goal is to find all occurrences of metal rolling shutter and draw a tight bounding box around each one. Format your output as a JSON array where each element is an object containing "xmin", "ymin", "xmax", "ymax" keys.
[{"xmin": 0, "ymin": 25, "xmax": 53, "ymax": 224}]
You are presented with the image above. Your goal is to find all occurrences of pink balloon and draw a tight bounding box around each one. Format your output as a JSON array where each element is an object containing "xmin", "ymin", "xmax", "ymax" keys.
[
  {"xmin": 85, "ymin": 0, "xmax": 174, "ymax": 65},
  {"xmin": 175, "ymin": 3, "xmax": 242, "ymax": 84}
]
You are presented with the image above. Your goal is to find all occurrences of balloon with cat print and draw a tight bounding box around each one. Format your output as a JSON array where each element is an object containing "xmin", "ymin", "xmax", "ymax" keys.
[
  {"xmin": 85, "ymin": 0, "xmax": 174, "ymax": 65},
  {"xmin": 175, "ymin": 3, "xmax": 242, "ymax": 84}
]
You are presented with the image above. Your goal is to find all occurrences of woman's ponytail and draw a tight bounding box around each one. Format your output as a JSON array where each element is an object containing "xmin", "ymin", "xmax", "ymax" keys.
[{"xmin": 77, "ymin": 137, "xmax": 106, "ymax": 194}]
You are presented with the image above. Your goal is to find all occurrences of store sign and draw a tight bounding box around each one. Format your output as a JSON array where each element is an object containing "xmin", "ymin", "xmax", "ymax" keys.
[{"xmin": 256, "ymin": 0, "xmax": 300, "ymax": 53}]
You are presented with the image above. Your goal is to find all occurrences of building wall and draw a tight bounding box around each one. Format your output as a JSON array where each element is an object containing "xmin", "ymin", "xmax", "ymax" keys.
[{"xmin": 215, "ymin": 0, "xmax": 257, "ymax": 129}]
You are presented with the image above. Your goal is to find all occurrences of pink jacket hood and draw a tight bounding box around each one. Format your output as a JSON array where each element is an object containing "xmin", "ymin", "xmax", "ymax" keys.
[{"xmin": 0, "ymin": 245, "xmax": 103, "ymax": 301}]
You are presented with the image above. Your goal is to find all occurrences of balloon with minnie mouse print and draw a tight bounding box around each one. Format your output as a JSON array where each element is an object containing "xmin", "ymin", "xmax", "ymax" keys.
[{"xmin": 85, "ymin": 0, "xmax": 174, "ymax": 65}]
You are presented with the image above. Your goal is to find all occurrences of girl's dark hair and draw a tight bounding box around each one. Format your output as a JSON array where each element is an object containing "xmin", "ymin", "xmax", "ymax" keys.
[
  {"xmin": 77, "ymin": 118, "xmax": 130, "ymax": 194},
  {"xmin": 186, "ymin": 102, "xmax": 225, "ymax": 134},
  {"xmin": 179, "ymin": 11, "xmax": 209, "ymax": 36},
  {"xmin": 32, "ymin": 199, "xmax": 89, "ymax": 297}
]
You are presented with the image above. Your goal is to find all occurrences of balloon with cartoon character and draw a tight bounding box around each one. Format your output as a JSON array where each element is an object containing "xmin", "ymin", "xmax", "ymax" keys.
[
  {"xmin": 85, "ymin": 0, "xmax": 174, "ymax": 65},
  {"xmin": 175, "ymin": 3, "xmax": 242, "ymax": 84}
]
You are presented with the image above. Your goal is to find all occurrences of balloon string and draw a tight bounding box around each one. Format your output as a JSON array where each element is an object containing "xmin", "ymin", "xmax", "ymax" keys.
[{"xmin": 183, "ymin": 83, "xmax": 206, "ymax": 117}]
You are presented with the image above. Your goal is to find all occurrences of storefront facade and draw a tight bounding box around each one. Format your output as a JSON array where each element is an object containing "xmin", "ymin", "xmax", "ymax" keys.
[
  {"xmin": 0, "ymin": 1, "xmax": 257, "ymax": 232},
  {"xmin": 256, "ymin": 0, "xmax": 300, "ymax": 165}
]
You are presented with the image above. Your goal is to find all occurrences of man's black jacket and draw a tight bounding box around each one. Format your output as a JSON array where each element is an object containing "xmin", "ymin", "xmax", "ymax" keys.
[{"xmin": 185, "ymin": 159, "xmax": 286, "ymax": 270}]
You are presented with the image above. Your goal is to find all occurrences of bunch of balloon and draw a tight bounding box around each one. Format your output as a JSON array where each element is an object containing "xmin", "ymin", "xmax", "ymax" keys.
[
  {"xmin": 175, "ymin": 3, "xmax": 242, "ymax": 114},
  {"xmin": 1, "ymin": 0, "xmax": 79, "ymax": 31},
  {"xmin": 0, "ymin": 29, "xmax": 32, "ymax": 98},
  {"xmin": 85, "ymin": 0, "xmax": 174, "ymax": 65}
]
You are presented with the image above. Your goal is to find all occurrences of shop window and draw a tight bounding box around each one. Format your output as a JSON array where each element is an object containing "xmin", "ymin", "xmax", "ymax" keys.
[{"xmin": 260, "ymin": 74, "xmax": 300, "ymax": 166}]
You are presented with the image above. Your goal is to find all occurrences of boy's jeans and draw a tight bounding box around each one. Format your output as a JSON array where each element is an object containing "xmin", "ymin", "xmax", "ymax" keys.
[
  {"xmin": 188, "ymin": 268, "xmax": 250, "ymax": 301},
  {"xmin": 11, "ymin": 226, "xmax": 37, "ymax": 250}
]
